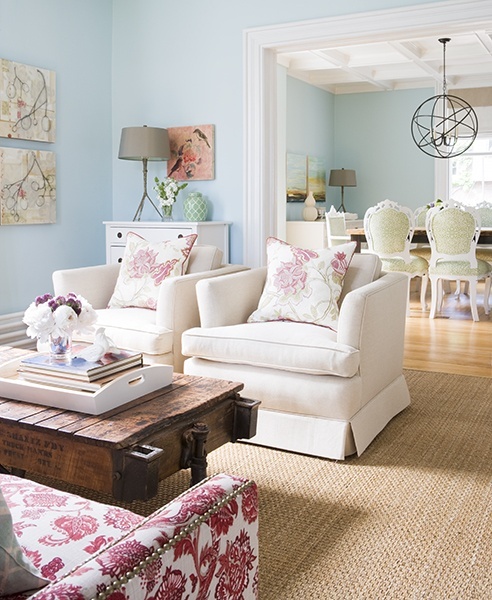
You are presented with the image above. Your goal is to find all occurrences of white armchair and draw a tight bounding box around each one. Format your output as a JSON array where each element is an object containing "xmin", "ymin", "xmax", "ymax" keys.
[
  {"xmin": 182, "ymin": 253, "xmax": 411, "ymax": 460},
  {"xmin": 53, "ymin": 245, "xmax": 249, "ymax": 372}
]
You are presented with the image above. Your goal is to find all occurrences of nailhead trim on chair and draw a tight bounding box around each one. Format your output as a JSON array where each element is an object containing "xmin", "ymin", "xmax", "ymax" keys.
[{"xmin": 91, "ymin": 477, "xmax": 254, "ymax": 600}]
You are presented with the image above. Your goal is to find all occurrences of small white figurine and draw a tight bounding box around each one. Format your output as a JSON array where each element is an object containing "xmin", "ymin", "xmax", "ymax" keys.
[{"xmin": 75, "ymin": 328, "xmax": 118, "ymax": 362}]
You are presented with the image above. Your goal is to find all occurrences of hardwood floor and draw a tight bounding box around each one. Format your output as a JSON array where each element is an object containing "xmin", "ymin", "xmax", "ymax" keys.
[{"xmin": 405, "ymin": 281, "xmax": 491, "ymax": 377}]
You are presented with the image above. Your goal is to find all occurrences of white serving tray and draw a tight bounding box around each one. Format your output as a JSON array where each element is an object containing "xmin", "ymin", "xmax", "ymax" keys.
[{"xmin": 0, "ymin": 357, "xmax": 173, "ymax": 415}]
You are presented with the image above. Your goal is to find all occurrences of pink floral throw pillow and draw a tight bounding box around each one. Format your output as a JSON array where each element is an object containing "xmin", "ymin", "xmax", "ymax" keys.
[
  {"xmin": 108, "ymin": 232, "xmax": 198, "ymax": 309},
  {"xmin": 248, "ymin": 237, "xmax": 356, "ymax": 330}
]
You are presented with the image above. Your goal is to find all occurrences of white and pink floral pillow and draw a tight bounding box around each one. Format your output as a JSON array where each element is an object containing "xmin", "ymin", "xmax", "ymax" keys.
[
  {"xmin": 248, "ymin": 237, "xmax": 356, "ymax": 330},
  {"xmin": 108, "ymin": 232, "xmax": 198, "ymax": 310}
]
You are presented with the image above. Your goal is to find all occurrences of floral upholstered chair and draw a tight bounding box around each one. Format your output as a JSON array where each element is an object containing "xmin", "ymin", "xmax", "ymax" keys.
[
  {"xmin": 364, "ymin": 199, "xmax": 428, "ymax": 311},
  {"xmin": 426, "ymin": 202, "xmax": 492, "ymax": 321},
  {"xmin": 0, "ymin": 472, "xmax": 258, "ymax": 599}
]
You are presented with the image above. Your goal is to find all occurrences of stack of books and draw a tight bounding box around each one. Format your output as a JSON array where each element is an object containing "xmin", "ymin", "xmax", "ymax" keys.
[{"xmin": 17, "ymin": 347, "xmax": 143, "ymax": 393}]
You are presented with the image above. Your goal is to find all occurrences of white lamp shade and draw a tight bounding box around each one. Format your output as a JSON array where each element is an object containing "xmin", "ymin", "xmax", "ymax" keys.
[{"xmin": 118, "ymin": 126, "xmax": 170, "ymax": 161}]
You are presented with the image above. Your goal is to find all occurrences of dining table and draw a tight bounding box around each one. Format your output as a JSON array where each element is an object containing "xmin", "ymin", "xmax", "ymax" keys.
[{"xmin": 346, "ymin": 226, "xmax": 492, "ymax": 253}]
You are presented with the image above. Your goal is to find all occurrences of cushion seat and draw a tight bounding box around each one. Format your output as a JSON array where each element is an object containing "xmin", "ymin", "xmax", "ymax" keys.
[
  {"xmin": 74, "ymin": 307, "xmax": 173, "ymax": 356},
  {"xmin": 428, "ymin": 258, "xmax": 491, "ymax": 277},
  {"xmin": 182, "ymin": 321, "xmax": 359, "ymax": 377},
  {"xmin": 381, "ymin": 255, "xmax": 428, "ymax": 274}
]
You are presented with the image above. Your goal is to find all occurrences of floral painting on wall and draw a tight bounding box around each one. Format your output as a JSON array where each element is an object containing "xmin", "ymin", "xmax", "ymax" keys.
[
  {"xmin": 166, "ymin": 124, "xmax": 215, "ymax": 181},
  {"xmin": 0, "ymin": 59, "xmax": 56, "ymax": 143},
  {"xmin": 0, "ymin": 147, "xmax": 56, "ymax": 225}
]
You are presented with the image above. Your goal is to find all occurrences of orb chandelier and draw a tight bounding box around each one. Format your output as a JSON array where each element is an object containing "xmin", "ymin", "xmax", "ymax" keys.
[{"xmin": 411, "ymin": 38, "xmax": 478, "ymax": 159}]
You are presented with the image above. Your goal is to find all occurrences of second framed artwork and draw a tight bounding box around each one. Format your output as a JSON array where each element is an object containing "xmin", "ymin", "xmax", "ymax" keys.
[
  {"xmin": 167, "ymin": 124, "xmax": 215, "ymax": 181},
  {"xmin": 0, "ymin": 147, "xmax": 56, "ymax": 225},
  {"xmin": 286, "ymin": 153, "xmax": 326, "ymax": 202}
]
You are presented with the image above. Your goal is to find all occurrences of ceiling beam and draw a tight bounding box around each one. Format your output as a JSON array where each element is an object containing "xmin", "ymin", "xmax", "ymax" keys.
[
  {"xmin": 475, "ymin": 30, "xmax": 492, "ymax": 55},
  {"xmin": 388, "ymin": 41, "xmax": 450, "ymax": 85},
  {"xmin": 311, "ymin": 49, "xmax": 393, "ymax": 91}
]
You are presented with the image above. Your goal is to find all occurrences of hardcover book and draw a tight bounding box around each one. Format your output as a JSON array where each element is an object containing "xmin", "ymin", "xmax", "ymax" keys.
[
  {"xmin": 19, "ymin": 347, "xmax": 143, "ymax": 382},
  {"xmin": 18, "ymin": 364, "xmax": 145, "ymax": 393}
]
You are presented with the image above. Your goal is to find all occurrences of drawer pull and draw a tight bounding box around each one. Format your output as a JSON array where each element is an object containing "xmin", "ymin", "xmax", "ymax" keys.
[
  {"xmin": 118, "ymin": 258, "xmax": 123, "ymax": 263},
  {"xmin": 117, "ymin": 232, "xmax": 123, "ymax": 239},
  {"xmin": 178, "ymin": 234, "xmax": 183, "ymax": 238}
]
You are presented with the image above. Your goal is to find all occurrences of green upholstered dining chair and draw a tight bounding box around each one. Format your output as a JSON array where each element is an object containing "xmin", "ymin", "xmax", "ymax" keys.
[
  {"xmin": 364, "ymin": 199, "xmax": 429, "ymax": 311},
  {"xmin": 474, "ymin": 201, "xmax": 492, "ymax": 264},
  {"xmin": 426, "ymin": 202, "xmax": 492, "ymax": 321}
]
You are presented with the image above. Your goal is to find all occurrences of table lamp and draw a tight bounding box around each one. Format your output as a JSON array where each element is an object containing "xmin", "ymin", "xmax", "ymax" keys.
[
  {"xmin": 329, "ymin": 168, "xmax": 357, "ymax": 213},
  {"xmin": 118, "ymin": 125, "xmax": 171, "ymax": 221}
]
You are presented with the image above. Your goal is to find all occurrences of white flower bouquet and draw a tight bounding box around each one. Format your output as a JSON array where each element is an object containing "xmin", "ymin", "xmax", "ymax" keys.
[
  {"xmin": 23, "ymin": 293, "xmax": 97, "ymax": 343},
  {"xmin": 153, "ymin": 176, "xmax": 188, "ymax": 208}
]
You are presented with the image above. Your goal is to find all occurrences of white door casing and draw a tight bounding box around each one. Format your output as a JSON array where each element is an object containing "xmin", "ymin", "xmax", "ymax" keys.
[{"xmin": 243, "ymin": 0, "xmax": 492, "ymax": 266}]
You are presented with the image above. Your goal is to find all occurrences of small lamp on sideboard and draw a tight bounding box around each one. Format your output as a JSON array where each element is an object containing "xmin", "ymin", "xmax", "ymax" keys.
[
  {"xmin": 329, "ymin": 168, "xmax": 357, "ymax": 213},
  {"xmin": 118, "ymin": 125, "xmax": 171, "ymax": 221}
]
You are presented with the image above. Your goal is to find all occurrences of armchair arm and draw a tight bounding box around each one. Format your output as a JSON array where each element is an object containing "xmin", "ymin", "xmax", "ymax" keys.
[
  {"xmin": 52, "ymin": 264, "xmax": 121, "ymax": 310},
  {"xmin": 194, "ymin": 267, "xmax": 267, "ymax": 328},
  {"xmin": 157, "ymin": 264, "xmax": 250, "ymax": 371},
  {"xmin": 337, "ymin": 271, "xmax": 408, "ymax": 398},
  {"xmin": 31, "ymin": 474, "xmax": 258, "ymax": 600}
]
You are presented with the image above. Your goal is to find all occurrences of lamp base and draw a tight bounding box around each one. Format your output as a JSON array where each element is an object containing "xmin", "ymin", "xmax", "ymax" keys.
[
  {"xmin": 133, "ymin": 192, "xmax": 163, "ymax": 221},
  {"xmin": 133, "ymin": 157, "xmax": 163, "ymax": 221},
  {"xmin": 337, "ymin": 187, "xmax": 346, "ymax": 213}
]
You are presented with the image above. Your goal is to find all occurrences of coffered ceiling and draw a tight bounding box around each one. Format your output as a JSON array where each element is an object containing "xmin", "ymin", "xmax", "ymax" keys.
[{"xmin": 277, "ymin": 31, "xmax": 492, "ymax": 95}]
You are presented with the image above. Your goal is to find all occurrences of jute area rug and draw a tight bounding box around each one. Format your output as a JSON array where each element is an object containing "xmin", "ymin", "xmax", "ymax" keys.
[{"xmin": 30, "ymin": 370, "xmax": 492, "ymax": 599}]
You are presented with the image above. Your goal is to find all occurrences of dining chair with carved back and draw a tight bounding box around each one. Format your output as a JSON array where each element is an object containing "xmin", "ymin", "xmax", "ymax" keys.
[
  {"xmin": 364, "ymin": 199, "xmax": 429, "ymax": 311},
  {"xmin": 426, "ymin": 202, "xmax": 491, "ymax": 321}
]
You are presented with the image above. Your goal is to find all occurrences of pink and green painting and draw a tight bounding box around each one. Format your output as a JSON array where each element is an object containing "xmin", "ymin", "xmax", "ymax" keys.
[{"xmin": 167, "ymin": 124, "xmax": 215, "ymax": 181}]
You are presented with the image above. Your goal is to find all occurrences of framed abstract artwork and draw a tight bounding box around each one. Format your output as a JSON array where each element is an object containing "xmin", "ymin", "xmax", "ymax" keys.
[
  {"xmin": 167, "ymin": 124, "xmax": 215, "ymax": 181},
  {"xmin": 286, "ymin": 153, "xmax": 307, "ymax": 202},
  {"xmin": 0, "ymin": 147, "xmax": 56, "ymax": 225},
  {"xmin": 0, "ymin": 59, "xmax": 56, "ymax": 143},
  {"xmin": 308, "ymin": 156, "xmax": 326, "ymax": 201}
]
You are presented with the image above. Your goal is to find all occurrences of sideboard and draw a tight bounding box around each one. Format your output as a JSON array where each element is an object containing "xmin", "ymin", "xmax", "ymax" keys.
[
  {"xmin": 286, "ymin": 219, "xmax": 363, "ymax": 250},
  {"xmin": 104, "ymin": 221, "xmax": 231, "ymax": 265}
]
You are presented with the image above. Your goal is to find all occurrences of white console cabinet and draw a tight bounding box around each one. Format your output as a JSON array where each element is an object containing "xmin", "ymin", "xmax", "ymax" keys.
[
  {"xmin": 286, "ymin": 219, "xmax": 363, "ymax": 250},
  {"xmin": 104, "ymin": 221, "xmax": 231, "ymax": 265}
]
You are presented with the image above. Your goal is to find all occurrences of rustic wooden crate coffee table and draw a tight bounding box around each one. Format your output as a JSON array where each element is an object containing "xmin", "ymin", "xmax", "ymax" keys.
[{"xmin": 0, "ymin": 347, "xmax": 259, "ymax": 501}]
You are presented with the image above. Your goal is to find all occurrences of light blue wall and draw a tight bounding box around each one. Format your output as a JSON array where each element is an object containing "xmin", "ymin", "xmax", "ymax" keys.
[
  {"xmin": 333, "ymin": 89, "xmax": 435, "ymax": 217},
  {"xmin": 0, "ymin": 0, "xmax": 112, "ymax": 315},
  {"xmin": 286, "ymin": 77, "xmax": 334, "ymax": 221},
  {"xmin": 1, "ymin": 0, "xmax": 445, "ymax": 315},
  {"xmin": 285, "ymin": 84, "xmax": 435, "ymax": 221},
  {"xmin": 112, "ymin": 0, "xmax": 443, "ymax": 267}
]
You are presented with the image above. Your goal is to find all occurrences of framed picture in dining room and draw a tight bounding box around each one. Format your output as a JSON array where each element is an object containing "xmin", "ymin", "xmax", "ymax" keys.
[
  {"xmin": 166, "ymin": 124, "xmax": 215, "ymax": 181},
  {"xmin": 308, "ymin": 155, "xmax": 326, "ymax": 201},
  {"xmin": 286, "ymin": 153, "xmax": 307, "ymax": 202}
]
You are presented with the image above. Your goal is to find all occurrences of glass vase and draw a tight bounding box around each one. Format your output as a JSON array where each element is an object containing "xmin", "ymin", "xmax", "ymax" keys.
[
  {"xmin": 161, "ymin": 204, "xmax": 174, "ymax": 222},
  {"xmin": 49, "ymin": 332, "xmax": 72, "ymax": 363}
]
